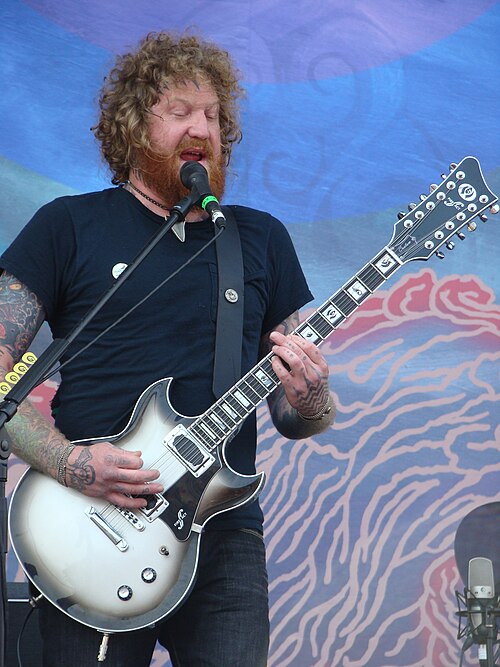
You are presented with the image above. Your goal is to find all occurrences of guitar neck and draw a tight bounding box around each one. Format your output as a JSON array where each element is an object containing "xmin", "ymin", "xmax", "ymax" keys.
[
  {"xmin": 188, "ymin": 155, "xmax": 498, "ymax": 452},
  {"xmin": 189, "ymin": 246, "xmax": 402, "ymax": 450}
]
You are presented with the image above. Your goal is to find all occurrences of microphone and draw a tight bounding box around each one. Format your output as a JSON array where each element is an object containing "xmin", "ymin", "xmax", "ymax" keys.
[
  {"xmin": 464, "ymin": 557, "xmax": 499, "ymax": 666},
  {"xmin": 180, "ymin": 162, "xmax": 226, "ymax": 229}
]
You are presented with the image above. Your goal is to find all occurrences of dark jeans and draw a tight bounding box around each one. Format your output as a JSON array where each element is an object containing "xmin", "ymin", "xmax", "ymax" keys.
[{"xmin": 37, "ymin": 529, "xmax": 269, "ymax": 667}]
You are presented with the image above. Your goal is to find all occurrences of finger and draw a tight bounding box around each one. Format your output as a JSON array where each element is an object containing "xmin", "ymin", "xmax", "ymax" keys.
[{"xmin": 112, "ymin": 480, "xmax": 164, "ymax": 496}]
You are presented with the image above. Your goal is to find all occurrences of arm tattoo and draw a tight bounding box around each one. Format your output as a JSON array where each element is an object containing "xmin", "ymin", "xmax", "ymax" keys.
[
  {"xmin": 262, "ymin": 312, "xmax": 335, "ymax": 438},
  {"xmin": 0, "ymin": 272, "xmax": 67, "ymax": 474},
  {"xmin": 0, "ymin": 271, "xmax": 45, "ymax": 367},
  {"xmin": 67, "ymin": 447, "xmax": 96, "ymax": 492}
]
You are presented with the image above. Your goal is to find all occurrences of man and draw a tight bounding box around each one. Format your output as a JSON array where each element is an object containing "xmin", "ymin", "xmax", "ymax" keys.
[{"xmin": 0, "ymin": 32, "xmax": 334, "ymax": 666}]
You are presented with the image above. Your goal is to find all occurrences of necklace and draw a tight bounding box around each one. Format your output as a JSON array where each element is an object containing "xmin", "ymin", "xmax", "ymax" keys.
[{"xmin": 124, "ymin": 181, "xmax": 169, "ymax": 211}]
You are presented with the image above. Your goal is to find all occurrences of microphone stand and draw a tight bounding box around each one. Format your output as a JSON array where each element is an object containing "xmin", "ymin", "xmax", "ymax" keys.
[
  {"xmin": 0, "ymin": 191, "xmax": 198, "ymax": 667},
  {"xmin": 456, "ymin": 589, "xmax": 500, "ymax": 667}
]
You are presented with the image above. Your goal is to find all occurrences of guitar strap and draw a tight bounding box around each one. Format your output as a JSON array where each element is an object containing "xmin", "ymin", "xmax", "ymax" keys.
[{"xmin": 213, "ymin": 205, "xmax": 244, "ymax": 398}]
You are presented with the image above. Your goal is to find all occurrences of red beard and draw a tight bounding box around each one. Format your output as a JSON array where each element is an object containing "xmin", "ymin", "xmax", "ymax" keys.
[{"xmin": 136, "ymin": 140, "xmax": 226, "ymax": 213}]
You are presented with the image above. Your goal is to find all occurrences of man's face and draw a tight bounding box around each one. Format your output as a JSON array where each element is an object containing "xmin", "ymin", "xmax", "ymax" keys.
[{"xmin": 137, "ymin": 79, "xmax": 225, "ymax": 209}]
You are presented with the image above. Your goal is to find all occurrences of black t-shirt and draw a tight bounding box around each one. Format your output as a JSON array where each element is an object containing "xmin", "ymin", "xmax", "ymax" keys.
[{"xmin": 1, "ymin": 187, "xmax": 313, "ymax": 530}]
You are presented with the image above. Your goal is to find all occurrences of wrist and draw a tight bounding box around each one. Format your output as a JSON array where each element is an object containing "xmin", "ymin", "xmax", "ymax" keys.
[
  {"xmin": 297, "ymin": 394, "xmax": 333, "ymax": 422},
  {"xmin": 56, "ymin": 444, "xmax": 77, "ymax": 486}
]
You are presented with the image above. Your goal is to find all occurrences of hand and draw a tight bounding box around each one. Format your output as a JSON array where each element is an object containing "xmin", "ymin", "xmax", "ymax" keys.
[
  {"xmin": 66, "ymin": 441, "xmax": 163, "ymax": 509},
  {"xmin": 269, "ymin": 331, "xmax": 330, "ymax": 417}
]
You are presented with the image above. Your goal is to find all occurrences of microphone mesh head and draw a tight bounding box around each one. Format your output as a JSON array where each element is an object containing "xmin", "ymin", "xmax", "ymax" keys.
[{"xmin": 468, "ymin": 557, "xmax": 495, "ymax": 599}]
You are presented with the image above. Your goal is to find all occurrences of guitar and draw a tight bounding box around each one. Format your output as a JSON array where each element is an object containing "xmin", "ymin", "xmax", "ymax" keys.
[{"xmin": 8, "ymin": 156, "xmax": 498, "ymax": 633}]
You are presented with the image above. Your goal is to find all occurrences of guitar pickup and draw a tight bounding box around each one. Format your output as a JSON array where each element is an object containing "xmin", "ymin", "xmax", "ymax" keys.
[{"xmin": 164, "ymin": 425, "xmax": 215, "ymax": 477}]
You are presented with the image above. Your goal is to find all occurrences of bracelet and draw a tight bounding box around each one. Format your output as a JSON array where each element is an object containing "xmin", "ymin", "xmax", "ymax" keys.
[
  {"xmin": 297, "ymin": 394, "xmax": 333, "ymax": 421},
  {"xmin": 56, "ymin": 444, "xmax": 76, "ymax": 487}
]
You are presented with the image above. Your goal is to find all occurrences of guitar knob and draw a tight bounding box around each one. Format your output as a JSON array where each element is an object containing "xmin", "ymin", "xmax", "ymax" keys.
[
  {"xmin": 117, "ymin": 585, "xmax": 133, "ymax": 601},
  {"xmin": 141, "ymin": 568, "xmax": 157, "ymax": 583},
  {"xmin": 456, "ymin": 231, "xmax": 466, "ymax": 240},
  {"xmin": 446, "ymin": 241, "xmax": 455, "ymax": 250},
  {"xmin": 468, "ymin": 221, "xmax": 477, "ymax": 232},
  {"xmin": 435, "ymin": 251, "xmax": 445, "ymax": 259},
  {"xmin": 397, "ymin": 211, "xmax": 406, "ymax": 219}
]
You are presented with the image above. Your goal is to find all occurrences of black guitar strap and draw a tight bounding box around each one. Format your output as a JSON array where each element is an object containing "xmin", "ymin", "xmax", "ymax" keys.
[{"xmin": 213, "ymin": 205, "xmax": 244, "ymax": 398}]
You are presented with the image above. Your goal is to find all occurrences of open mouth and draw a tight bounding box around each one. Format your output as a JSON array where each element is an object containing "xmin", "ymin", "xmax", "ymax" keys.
[{"xmin": 180, "ymin": 149, "xmax": 205, "ymax": 162}]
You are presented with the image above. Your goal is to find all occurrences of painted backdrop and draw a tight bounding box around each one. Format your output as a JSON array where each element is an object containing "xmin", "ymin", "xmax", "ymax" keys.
[{"xmin": 1, "ymin": 1, "xmax": 499, "ymax": 665}]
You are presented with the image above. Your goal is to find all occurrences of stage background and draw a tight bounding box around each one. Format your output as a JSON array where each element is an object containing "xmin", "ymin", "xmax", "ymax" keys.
[{"xmin": 1, "ymin": 1, "xmax": 499, "ymax": 665}]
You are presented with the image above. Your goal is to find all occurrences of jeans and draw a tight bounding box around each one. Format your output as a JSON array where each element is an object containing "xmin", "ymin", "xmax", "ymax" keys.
[{"xmin": 37, "ymin": 529, "xmax": 269, "ymax": 667}]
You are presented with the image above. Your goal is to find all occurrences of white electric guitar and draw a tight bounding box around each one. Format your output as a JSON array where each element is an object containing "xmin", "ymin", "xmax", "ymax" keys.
[{"xmin": 8, "ymin": 157, "xmax": 498, "ymax": 633}]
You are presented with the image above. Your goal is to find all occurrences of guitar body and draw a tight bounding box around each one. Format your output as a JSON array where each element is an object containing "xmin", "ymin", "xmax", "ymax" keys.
[{"xmin": 8, "ymin": 377, "xmax": 265, "ymax": 632}]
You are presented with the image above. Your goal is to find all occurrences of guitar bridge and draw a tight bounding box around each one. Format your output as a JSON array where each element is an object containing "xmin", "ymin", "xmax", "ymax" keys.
[{"xmin": 164, "ymin": 425, "xmax": 215, "ymax": 477}]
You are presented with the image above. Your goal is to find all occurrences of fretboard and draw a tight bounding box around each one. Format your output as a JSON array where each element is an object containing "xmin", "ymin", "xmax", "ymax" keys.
[{"xmin": 187, "ymin": 246, "xmax": 403, "ymax": 452}]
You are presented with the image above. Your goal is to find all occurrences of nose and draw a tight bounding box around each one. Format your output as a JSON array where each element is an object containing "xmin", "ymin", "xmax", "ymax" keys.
[{"xmin": 187, "ymin": 111, "xmax": 210, "ymax": 139}]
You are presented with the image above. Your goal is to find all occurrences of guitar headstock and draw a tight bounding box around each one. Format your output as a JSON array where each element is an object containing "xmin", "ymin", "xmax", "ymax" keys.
[{"xmin": 388, "ymin": 157, "xmax": 498, "ymax": 263}]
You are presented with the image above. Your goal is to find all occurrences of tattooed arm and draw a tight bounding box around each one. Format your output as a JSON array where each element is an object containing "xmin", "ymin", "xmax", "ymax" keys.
[
  {"xmin": 0, "ymin": 270, "xmax": 162, "ymax": 508},
  {"xmin": 262, "ymin": 311, "xmax": 335, "ymax": 439}
]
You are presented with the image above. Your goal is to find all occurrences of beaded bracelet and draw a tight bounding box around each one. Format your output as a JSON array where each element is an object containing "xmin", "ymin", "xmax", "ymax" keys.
[
  {"xmin": 297, "ymin": 394, "xmax": 333, "ymax": 421},
  {"xmin": 56, "ymin": 444, "xmax": 76, "ymax": 487}
]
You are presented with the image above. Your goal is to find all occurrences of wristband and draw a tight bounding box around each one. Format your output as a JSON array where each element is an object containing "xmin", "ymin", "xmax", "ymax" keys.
[
  {"xmin": 56, "ymin": 444, "xmax": 76, "ymax": 487},
  {"xmin": 297, "ymin": 394, "xmax": 333, "ymax": 421}
]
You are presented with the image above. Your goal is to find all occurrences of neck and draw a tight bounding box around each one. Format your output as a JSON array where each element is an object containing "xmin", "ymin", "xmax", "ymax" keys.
[{"xmin": 125, "ymin": 175, "xmax": 208, "ymax": 223}]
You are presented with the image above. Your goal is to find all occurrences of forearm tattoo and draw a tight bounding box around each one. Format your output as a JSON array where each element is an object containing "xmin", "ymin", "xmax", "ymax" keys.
[
  {"xmin": 0, "ymin": 271, "xmax": 64, "ymax": 472},
  {"xmin": 262, "ymin": 312, "xmax": 335, "ymax": 438}
]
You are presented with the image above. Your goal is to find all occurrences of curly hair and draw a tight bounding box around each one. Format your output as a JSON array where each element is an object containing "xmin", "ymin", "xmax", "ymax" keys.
[{"xmin": 92, "ymin": 32, "xmax": 245, "ymax": 184}]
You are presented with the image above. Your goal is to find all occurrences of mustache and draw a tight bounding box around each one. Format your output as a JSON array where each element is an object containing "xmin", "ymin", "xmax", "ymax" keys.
[{"xmin": 145, "ymin": 139, "xmax": 216, "ymax": 162}]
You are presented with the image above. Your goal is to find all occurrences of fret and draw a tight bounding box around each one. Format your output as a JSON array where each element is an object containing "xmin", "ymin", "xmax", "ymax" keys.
[
  {"xmin": 344, "ymin": 278, "xmax": 370, "ymax": 303},
  {"xmin": 204, "ymin": 414, "xmax": 227, "ymax": 438},
  {"xmin": 259, "ymin": 358, "xmax": 279, "ymax": 385},
  {"xmin": 372, "ymin": 249, "xmax": 400, "ymax": 278},
  {"xmin": 225, "ymin": 394, "xmax": 249, "ymax": 417},
  {"xmin": 212, "ymin": 404, "xmax": 237, "ymax": 427},
  {"xmin": 239, "ymin": 380, "xmax": 262, "ymax": 403},
  {"xmin": 296, "ymin": 321, "xmax": 323, "ymax": 344},
  {"xmin": 317, "ymin": 301, "xmax": 346, "ymax": 329},
  {"xmin": 333, "ymin": 291, "xmax": 357, "ymax": 316},
  {"xmin": 234, "ymin": 386, "xmax": 258, "ymax": 409},
  {"xmin": 190, "ymin": 423, "xmax": 216, "ymax": 447},
  {"xmin": 245, "ymin": 374, "xmax": 269, "ymax": 399},
  {"xmin": 220, "ymin": 400, "xmax": 242, "ymax": 422},
  {"xmin": 304, "ymin": 313, "xmax": 333, "ymax": 338},
  {"xmin": 254, "ymin": 367, "xmax": 278, "ymax": 392},
  {"xmin": 206, "ymin": 410, "xmax": 231, "ymax": 434},
  {"xmin": 359, "ymin": 264, "xmax": 385, "ymax": 291}
]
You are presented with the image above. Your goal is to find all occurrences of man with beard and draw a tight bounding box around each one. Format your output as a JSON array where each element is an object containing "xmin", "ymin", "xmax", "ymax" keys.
[{"xmin": 0, "ymin": 32, "xmax": 334, "ymax": 666}]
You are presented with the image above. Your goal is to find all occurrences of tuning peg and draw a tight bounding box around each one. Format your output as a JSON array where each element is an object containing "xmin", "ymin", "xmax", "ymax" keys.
[
  {"xmin": 490, "ymin": 203, "xmax": 499, "ymax": 214},
  {"xmin": 419, "ymin": 194, "xmax": 427, "ymax": 201},
  {"xmin": 397, "ymin": 211, "xmax": 406, "ymax": 219},
  {"xmin": 408, "ymin": 202, "xmax": 417, "ymax": 210},
  {"xmin": 429, "ymin": 184, "xmax": 438, "ymax": 192},
  {"xmin": 449, "ymin": 162, "xmax": 458, "ymax": 171},
  {"xmin": 435, "ymin": 251, "xmax": 445, "ymax": 259},
  {"xmin": 441, "ymin": 173, "xmax": 447, "ymax": 179},
  {"xmin": 446, "ymin": 241, "xmax": 455, "ymax": 250},
  {"xmin": 479, "ymin": 214, "xmax": 488, "ymax": 222},
  {"xmin": 456, "ymin": 231, "xmax": 466, "ymax": 240},
  {"xmin": 468, "ymin": 221, "xmax": 477, "ymax": 232}
]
